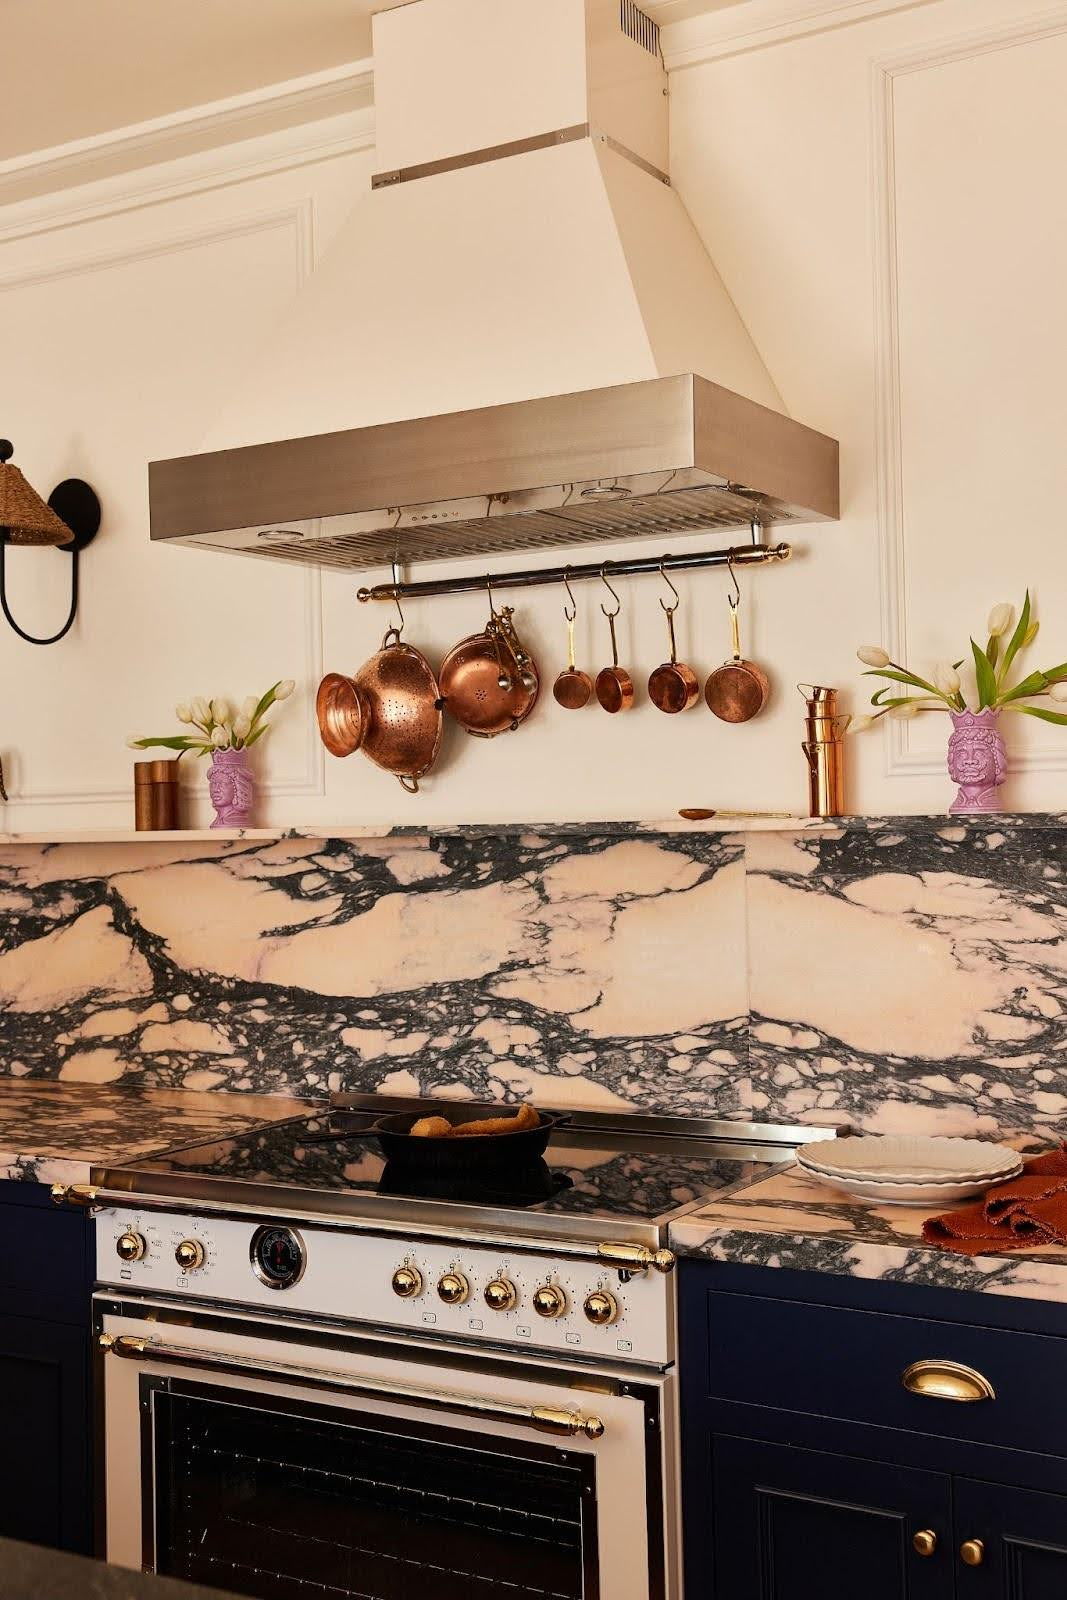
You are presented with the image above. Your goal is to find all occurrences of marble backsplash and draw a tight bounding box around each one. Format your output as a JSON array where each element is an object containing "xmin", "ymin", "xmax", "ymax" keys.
[{"xmin": 0, "ymin": 816, "xmax": 1063, "ymax": 1135}]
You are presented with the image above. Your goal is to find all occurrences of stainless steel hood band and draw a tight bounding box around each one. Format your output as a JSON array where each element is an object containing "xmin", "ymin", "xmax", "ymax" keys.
[
  {"xmin": 358, "ymin": 530, "xmax": 791, "ymax": 603},
  {"xmin": 54, "ymin": 1185, "xmax": 675, "ymax": 1273},
  {"xmin": 371, "ymin": 123, "xmax": 669, "ymax": 191},
  {"xmin": 98, "ymin": 1333, "xmax": 606, "ymax": 1440}
]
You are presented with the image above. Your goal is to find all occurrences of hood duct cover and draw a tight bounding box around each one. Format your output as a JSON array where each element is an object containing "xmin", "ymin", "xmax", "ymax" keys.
[{"xmin": 150, "ymin": 0, "xmax": 839, "ymax": 570}]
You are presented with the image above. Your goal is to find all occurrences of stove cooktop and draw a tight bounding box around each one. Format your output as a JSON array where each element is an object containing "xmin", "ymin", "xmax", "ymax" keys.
[{"xmin": 121, "ymin": 1110, "xmax": 776, "ymax": 1227}]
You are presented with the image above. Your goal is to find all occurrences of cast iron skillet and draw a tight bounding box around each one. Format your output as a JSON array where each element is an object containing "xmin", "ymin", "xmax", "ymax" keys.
[{"xmin": 369, "ymin": 1109, "xmax": 566, "ymax": 1173}]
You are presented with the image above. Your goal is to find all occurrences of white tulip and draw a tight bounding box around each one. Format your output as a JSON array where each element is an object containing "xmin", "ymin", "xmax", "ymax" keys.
[
  {"xmin": 233, "ymin": 714, "xmax": 252, "ymax": 740},
  {"xmin": 191, "ymin": 696, "xmax": 211, "ymax": 725},
  {"xmin": 175, "ymin": 703, "xmax": 192, "ymax": 724},
  {"xmin": 211, "ymin": 725, "xmax": 229, "ymax": 749},
  {"xmin": 890, "ymin": 701, "xmax": 920, "ymax": 720},
  {"xmin": 241, "ymin": 695, "xmax": 259, "ymax": 721},
  {"xmin": 847, "ymin": 714, "xmax": 877, "ymax": 734},
  {"xmin": 987, "ymin": 603, "xmax": 1014, "ymax": 638},
  {"xmin": 211, "ymin": 697, "xmax": 231, "ymax": 724},
  {"xmin": 1050, "ymin": 682, "xmax": 1067, "ymax": 703},
  {"xmin": 933, "ymin": 661, "xmax": 961, "ymax": 697},
  {"xmin": 857, "ymin": 646, "xmax": 891, "ymax": 669},
  {"xmin": 275, "ymin": 679, "xmax": 296, "ymax": 700}
]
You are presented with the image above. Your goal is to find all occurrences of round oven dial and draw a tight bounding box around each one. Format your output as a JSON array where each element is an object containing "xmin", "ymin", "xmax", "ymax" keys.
[
  {"xmin": 532, "ymin": 1284, "xmax": 568, "ymax": 1320},
  {"xmin": 116, "ymin": 1231, "xmax": 146, "ymax": 1263},
  {"xmin": 484, "ymin": 1278, "xmax": 518, "ymax": 1313},
  {"xmin": 583, "ymin": 1290, "xmax": 619, "ymax": 1326},
  {"xmin": 175, "ymin": 1239, "xmax": 206, "ymax": 1272},
  {"xmin": 437, "ymin": 1271, "xmax": 470, "ymax": 1306},
  {"xmin": 392, "ymin": 1266, "xmax": 424, "ymax": 1300}
]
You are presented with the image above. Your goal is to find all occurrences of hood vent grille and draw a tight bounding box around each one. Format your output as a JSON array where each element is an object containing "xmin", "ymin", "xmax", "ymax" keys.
[{"xmin": 621, "ymin": 0, "xmax": 660, "ymax": 55}]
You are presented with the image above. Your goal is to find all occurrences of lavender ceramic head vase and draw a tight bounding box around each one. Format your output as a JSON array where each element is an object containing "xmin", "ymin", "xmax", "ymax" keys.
[
  {"xmin": 208, "ymin": 747, "xmax": 254, "ymax": 828},
  {"xmin": 947, "ymin": 708, "xmax": 1007, "ymax": 813}
]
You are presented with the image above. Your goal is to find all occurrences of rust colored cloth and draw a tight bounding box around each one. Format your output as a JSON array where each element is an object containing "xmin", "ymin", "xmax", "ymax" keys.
[{"xmin": 922, "ymin": 1145, "xmax": 1067, "ymax": 1256}]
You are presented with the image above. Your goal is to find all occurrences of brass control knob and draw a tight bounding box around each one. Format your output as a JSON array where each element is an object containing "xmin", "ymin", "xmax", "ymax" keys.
[
  {"xmin": 583, "ymin": 1290, "xmax": 619, "ymax": 1326},
  {"xmin": 912, "ymin": 1530, "xmax": 937, "ymax": 1559},
  {"xmin": 532, "ymin": 1284, "xmax": 568, "ymax": 1320},
  {"xmin": 175, "ymin": 1239, "xmax": 206, "ymax": 1272},
  {"xmin": 484, "ymin": 1278, "xmax": 518, "ymax": 1313},
  {"xmin": 116, "ymin": 1231, "xmax": 146, "ymax": 1264},
  {"xmin": 391, "ymin": 1266, "xmax": 424, "ymax": 1300},
  {"xmin": 437, "ymin": 1271, "xmax": 470, "ymax": 1306},
  {"xmin": 960, "ymin": 1540, "xmax": 985, "ymax": 1568}
]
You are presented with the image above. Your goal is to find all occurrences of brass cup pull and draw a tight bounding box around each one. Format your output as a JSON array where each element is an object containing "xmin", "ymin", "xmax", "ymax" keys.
[
  {"xmin": 960, "ymin": 1539, "xmax": 985, "ymax": 1567},
  {"xmin": 912, "ymin": 1530, "xmax": 938, "ymax": 1558},
  {"xmin": 902, "ymin": 1360, "xmax": 995, "ymax": 1403}
]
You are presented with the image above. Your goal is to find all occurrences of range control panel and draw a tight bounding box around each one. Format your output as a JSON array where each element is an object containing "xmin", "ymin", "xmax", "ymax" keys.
[{"xmin": 97, "ymin": 1209, "xmax": 674, "ymax": 1367}]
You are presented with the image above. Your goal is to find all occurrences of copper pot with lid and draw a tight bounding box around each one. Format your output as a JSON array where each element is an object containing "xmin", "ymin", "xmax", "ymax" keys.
[
  {"xmin": 440, "ymin": 591, "xmax": 540, "ymax": 737},
  {"xmin": 316, "ymin": 625, "xmax": 443, "ymax": 793}
]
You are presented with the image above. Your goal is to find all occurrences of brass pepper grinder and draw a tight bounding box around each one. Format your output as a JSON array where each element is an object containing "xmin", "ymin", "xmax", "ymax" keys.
[{"xmin": 799, "ymin": 684, "xmax": 848, "ymax": 817}]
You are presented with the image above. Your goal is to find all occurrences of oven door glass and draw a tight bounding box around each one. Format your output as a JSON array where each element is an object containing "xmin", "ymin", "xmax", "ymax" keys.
[{"xmin": 148, "ymin": 1378, "xmax": 599, "ymax": 1600}]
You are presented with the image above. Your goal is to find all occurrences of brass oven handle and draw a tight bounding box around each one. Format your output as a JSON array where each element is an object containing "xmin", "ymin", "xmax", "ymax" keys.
[
  {"xmin": 597, "ymin": 1243, "xmax": 676, "ymax": 1275},
  {"xmin": 902, "ymin": 1360, "xmax": 995, "ymax": 1404},
  {"xmin": 51, "ymin": 1184, "xmax": 99, "ymax": 1209},
  {"xmin": 98, "ymin": 1334, "xmax": 606, "ymax": 1441}
]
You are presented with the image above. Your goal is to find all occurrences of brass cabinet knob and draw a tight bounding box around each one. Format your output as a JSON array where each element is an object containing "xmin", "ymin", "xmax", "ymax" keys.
[
  {"xmin": 437, "ymin": 1271, "xmax": 470, "ymax": 1306},
  {"xmin": 391, "ymin": 1266, "xmax": 423, "ymax": 1300},
  {"xmin": 484, "ymin": 1278, "xmax": 518, "ymax": 1313},
  {"xmin": 175, "ymin": 1239, "xmax": 206, "ymax": 1272},
  {"xmin": 912, "ymin": 1530, "xmax": 937, "ymax": 1558},
  {"xmin": 583, "ymin": 1290, "xmax": 619, "ymax": 1326},
  {"xmin": 960, "ymin": 1540, "xmax": 985, "ymax": 1568},
  {"xmin": 532, "ymin": 1284, "xmax": 568, "ymax": 1320},
  {"xmin": 116, "ymin": 1231, "xmax": 147, "ymax": 1264}
]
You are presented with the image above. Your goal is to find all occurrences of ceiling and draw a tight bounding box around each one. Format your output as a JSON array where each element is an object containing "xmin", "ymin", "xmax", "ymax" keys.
[{"xmin": 0, "ymin": 0, "xmax": 742, "ymax": 166}]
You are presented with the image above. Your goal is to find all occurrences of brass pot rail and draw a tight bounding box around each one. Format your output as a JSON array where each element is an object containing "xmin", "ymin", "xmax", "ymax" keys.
[
  {"xmin": 98, "ymin": 1334, "xmax": 606, "ymax": 1440},
  {"xmin": 357, "ymin": 519, "xmax": 790, "ymax": 605}
]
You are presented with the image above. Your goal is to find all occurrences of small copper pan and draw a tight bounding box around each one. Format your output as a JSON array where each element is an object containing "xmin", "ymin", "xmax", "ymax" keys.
[
  {"xmin": 594, "ymin": 565, "xmax": 634, "ymax": 714},
  {"xmin": 705, "ymin": 560, "xmax": 770, "ymax": 723},
  {"xmin": 553, "ymin": 573, "xmax": 593, "ymax": 710},
  {"xmin": 440, "ymin": 593, "xmax": 540, "ymax": 738},
  {"xmin": 648, "ymin": 566, "xmax": 699, "ymax": 714},
  {"xmin": 316, "ymin": 623, "xmax": 442, "ymax": 794}
]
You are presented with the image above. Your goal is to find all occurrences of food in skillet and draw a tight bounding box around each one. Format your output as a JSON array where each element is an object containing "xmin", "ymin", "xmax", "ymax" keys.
[{"xmin": 410, "ymin": 1104, "xmax": 540, "ymax": 1138}]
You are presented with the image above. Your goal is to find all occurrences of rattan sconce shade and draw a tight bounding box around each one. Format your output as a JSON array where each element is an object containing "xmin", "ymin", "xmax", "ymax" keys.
[{"xmin": 0, "ymin": 461, "xmax": 74, "ymax": 546}]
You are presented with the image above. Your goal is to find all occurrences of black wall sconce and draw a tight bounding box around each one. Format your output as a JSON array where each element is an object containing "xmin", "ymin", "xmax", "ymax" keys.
[{"xmin": 0, "ymin": 440, "xmax": 101, "ymax": 646}]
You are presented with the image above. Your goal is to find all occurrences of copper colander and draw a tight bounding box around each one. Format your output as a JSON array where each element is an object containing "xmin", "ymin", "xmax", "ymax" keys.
[{"xmin": 316, "ymin": 628, "xmax": 442, "ymax": 793}]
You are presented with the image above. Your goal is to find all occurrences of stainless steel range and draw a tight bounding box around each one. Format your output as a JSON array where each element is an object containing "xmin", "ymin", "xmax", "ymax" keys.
[{"xmin": 74, "ymin": 1098, "xmax": 837, "ymax": 1600}]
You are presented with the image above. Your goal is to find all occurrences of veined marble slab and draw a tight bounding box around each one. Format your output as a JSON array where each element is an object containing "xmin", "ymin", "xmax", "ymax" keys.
[
  {"xmin": 669, "ymin": 1164, "xmax": 1067, "ymax": 1302},
  {"xmin": 0, "ymin": 1080, "xmax": 313, "ymax": 1185},
  {"xmin": 0, "ymin": 830, "xmax": 748, "ymax": 1112}
]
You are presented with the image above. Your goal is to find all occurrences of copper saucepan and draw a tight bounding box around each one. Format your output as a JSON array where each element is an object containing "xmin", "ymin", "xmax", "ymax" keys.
[
  {"xmin": 595, "ymin": 565, "xmax": 634, "ymax": 714},
  {"xmin": 705, "ymin": 560, "xmax": 770, "ymax": 723},
  {"xmin": 553, "ymin": 572, "xmax": 593, "ymax": 710},
  {"xmin": 316, "ymin": 624, "xmax": 442, "ymax": 793},
  {"xmin": 440, "ymin": 592, "xmax": 540, "ymax": 738},
  {"xmin": 648, "ymin": 566, "xmax": 699, "ymax": 714}
]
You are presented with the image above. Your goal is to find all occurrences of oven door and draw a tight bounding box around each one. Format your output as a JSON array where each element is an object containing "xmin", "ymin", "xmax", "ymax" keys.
[{"xmin": 97, "ymin": 1298, "xmax": 671, "ymax": 1600}]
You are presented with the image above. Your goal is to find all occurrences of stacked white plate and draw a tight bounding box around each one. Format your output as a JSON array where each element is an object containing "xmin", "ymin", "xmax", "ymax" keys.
[{"xmin": 797, "ymin": 1135, "xmax": 1023, "ymax": 1205}]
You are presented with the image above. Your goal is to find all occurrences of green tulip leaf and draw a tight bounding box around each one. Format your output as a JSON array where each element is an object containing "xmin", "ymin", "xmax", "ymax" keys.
[
  {"xmin": 971, "ymin": 639, "xmax": 997, "ymax": 709},
  {"xmin": 1014, "ymin": 705, "xmax": 1067, "ymax": 727},
  {"xmin": 999, "ymin": 590, "xmax": 1032, "ymax": 683}
]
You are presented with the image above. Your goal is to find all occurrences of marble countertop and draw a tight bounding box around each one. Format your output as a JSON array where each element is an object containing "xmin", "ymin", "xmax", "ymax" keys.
[
  {"xmin": 669, "ymin": 1163, "xmax": 1067, "ymax": 1302},
  {"xmin": 0, "ymin": 1080, "xmax": 316, "ymax": 1186}
]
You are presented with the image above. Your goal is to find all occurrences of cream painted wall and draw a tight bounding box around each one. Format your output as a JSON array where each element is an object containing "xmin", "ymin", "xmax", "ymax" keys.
[{"xmin": 1, "ymin": 0, "xmax": 1066, "ymax": 831}]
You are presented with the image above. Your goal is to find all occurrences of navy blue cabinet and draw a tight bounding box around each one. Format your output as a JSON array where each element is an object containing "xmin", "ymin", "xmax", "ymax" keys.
[
  {"xmin": 0, "ymin": 1181, "xmax": 93, "ymax": 1554},
  {"xmin": 680, "ymin": 1261, "xmax": 1067, "ymax": 1600}
]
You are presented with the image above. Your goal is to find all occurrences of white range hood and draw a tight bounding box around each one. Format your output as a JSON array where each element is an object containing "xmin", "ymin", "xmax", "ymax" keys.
[{"xmin": 150, "ymin": 0, "xmax": 838, "ymax": 569}]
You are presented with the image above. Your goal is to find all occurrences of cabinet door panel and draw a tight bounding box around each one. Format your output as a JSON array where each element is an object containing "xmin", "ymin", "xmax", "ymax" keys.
[
  {"xmin": 0, "ymin": 1316, "xmax": 91, "ymax": 1552},
  {"xmin": 710, "ymin": 1434, "xmax": 952, "ymax": 1600},
  {"xmin": 955, "ymin": 1479, "xmax": 1067, "ymax": 1599}
]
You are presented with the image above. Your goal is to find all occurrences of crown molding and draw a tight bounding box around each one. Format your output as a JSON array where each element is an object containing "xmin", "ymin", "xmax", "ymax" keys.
[
  {"xmin": 661, "ymin": 0, "xmax": 946, "ymax": 68},
  {"xmin": 0, "ymin": 58, "xmax": 375, "ymax": 211}
]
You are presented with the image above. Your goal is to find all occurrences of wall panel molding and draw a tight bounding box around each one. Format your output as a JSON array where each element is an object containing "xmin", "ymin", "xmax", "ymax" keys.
[
  {"xmin": 0, "ymin": 197, "xmax": 325, "ymax": 809},
  {"xmin": 870, "ymin": 4, "xmax": 1067, "ymax": 777},
  {"xmin": 662, "ymin": 0, "xmax": 947, "ymax": 68}
]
